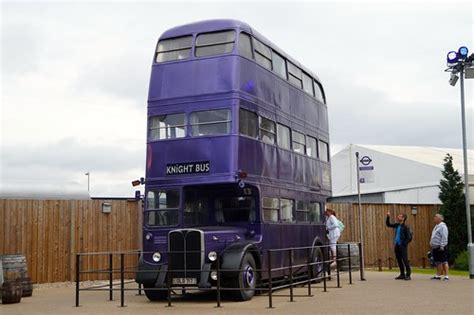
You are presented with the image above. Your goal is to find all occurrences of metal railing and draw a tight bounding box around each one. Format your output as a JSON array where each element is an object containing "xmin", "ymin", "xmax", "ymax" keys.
[{"xmin": 75, "ymin": 242, "xmax": 363, "ymax": 309}]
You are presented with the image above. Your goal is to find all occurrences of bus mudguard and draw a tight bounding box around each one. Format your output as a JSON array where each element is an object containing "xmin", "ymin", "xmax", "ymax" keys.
[{"xmin": 220, "ymin": 242, "xmax": 260, "ymax": 273}]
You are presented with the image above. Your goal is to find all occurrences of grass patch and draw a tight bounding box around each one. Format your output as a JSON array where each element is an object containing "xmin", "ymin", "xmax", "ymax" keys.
[{"xmin": 369, "ymin": 267, "xmax": 469, "ymax": 277}]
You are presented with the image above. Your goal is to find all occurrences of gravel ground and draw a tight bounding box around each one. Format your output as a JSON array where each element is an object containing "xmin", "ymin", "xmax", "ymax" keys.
[{"xmin": 1, "ymin": 271, "xmax": 473, "ymax": 315}]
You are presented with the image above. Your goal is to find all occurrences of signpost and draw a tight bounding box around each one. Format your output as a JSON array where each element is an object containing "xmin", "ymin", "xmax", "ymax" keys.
[{"xmin": 355, "ymin": 151, "xmax": 373, "ymax": 281}]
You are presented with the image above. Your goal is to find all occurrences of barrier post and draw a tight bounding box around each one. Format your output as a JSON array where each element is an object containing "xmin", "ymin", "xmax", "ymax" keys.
[
  {"xmin": 120, "ymin": 253, "xmax": 125, "ymax": 307},
  {"xmin": 358, "ymin": 242, "xmax": 366, "ymax": 280},
  {"xmin": 422, "ymin": 257, "xmax": 427, "ymax": 269},
  {"xmin": 348, "ymin": 243, "xmax": 352, "ymax": 285},
  {"xmin": 267, "ymin": 250, "xmax": 273, "ymax": 309},
  {"xmin": 323, "ymin": 259, "xmax": 327, "ymax": 292},
  {"xmin": 216, "ymin": 254, "xmax": 221, "ymax": 308},
  {"xmin": 336, "ymin": 245, "xmax": 341, "ymax": 288},
  {"xmin": 289, "ymin": 248, "xmax": 294, "ymax": 302},
  {"xmin": 137, "ymin": 251, "xmax": 142, "ymax": 295},
  {"xmin": 378, "ymin": 259, "xmax": 382, "ymax": 272},
  {"xmin": 306, "ymin": 247, "xmax": 312, "ymax": 296},
  {"xmin": 75, "ymin": 254, "xmax": 80, "ymax": 307},
  {"xmin": 109, "ymin": 253, "xmax": 113, "ymax": 301},
  {"xmin": 388, "ymin": 257, "xmax": 393, "ymax": 270},
  {"xmin": 167, "ymin": 252, "xmax": 172, "ymax": 307}
]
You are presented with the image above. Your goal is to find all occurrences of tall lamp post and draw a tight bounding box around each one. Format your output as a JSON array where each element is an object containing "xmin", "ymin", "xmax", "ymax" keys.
[
  {"xmin": 85, "ymin": 172, "xmax": 90, "ymax": 195},
  {"xmin": 445, "ymin": 46, "xmax": 474, "ymax": 279}
]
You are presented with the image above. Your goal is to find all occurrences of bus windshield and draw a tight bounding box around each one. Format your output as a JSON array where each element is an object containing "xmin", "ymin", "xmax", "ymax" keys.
[{"xmin": 184, "ymin": 187, "xmax": 256, "ymax": 226}]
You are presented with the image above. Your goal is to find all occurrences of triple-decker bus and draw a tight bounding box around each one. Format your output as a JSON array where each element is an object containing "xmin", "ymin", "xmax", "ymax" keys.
[{"xmin": 136, "ymin": 19, "xmax": 331, "ymax": 301}]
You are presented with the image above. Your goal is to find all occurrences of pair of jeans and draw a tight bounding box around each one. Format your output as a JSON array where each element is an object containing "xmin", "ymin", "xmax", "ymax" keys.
[{"xmin": 394, "ymin": 244, "xmax": 411, "ymax": 276}]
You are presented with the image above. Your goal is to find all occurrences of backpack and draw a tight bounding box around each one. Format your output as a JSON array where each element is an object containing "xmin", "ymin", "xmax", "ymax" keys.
[
  {"xmin": 337, "ymin": 219, "xmax": 345, "ymax": 232},
  {"xmin": 405, "ymin": 225, "xmax": 413, "ymax": 243}
]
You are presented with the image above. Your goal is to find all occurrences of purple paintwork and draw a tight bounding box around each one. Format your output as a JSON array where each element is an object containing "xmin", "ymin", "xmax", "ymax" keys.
[{"xmin": 142, "ymin": 19, "xmax": 331, "ymax": 283}]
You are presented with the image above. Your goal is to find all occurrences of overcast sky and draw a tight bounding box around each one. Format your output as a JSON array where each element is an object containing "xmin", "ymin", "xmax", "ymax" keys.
[{"xmin": 1, "ymin": 1, "xmax": 473, "ymax": 197}]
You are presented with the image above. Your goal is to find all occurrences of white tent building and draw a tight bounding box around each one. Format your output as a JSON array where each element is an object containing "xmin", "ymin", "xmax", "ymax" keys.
[{"xmin": 331, "ymin": 144, "xmax": 474, "ymax": 204}]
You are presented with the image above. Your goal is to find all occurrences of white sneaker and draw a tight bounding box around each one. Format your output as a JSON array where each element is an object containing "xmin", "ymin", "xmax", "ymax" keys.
[{"xmin": 443, "ymin": 276, "xmax": 449, "ymax": 281}]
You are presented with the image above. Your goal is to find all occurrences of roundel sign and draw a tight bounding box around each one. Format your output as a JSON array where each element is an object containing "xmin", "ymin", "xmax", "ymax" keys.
[{"xmin": 360, "ymin": 156, "xmax": 372, "ymax": 166}]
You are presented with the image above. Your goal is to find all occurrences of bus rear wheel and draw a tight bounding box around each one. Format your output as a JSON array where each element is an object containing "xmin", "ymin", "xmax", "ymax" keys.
[
  {"xmin": 230, "ymin": 252, "xmax": 257, "ymax": 301},
  {"xmin": 311, "ymin": 246, "xmax": 325, "ymax": 282},
  {"xmin": 143, "ymin": 284, "xmax": 168, "ymax": 301}
]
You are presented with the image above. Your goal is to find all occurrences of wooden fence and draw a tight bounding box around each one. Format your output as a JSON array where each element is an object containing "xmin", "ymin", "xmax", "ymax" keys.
[
  {"xmin": 0, "ymin": 199, "xmax": 142, "ymax": 283},
  {"xmin": 332, "ymin": 203, "xmax": 439, "ymax": 268},
  {"xmin": 1, "ymin": 199, "xmax": 439, "ymax": 283}
]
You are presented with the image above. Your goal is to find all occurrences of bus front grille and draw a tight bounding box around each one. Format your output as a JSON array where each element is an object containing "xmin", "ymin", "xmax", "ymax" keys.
[{"xmin": 168, "ymin": 230, "xmax": 203, "ymax": 281}]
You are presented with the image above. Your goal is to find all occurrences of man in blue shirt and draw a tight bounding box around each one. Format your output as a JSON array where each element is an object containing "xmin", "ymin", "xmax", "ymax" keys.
[{"xmin": 386, "ymin": 212, "xmax": 412, "ymax": 280}]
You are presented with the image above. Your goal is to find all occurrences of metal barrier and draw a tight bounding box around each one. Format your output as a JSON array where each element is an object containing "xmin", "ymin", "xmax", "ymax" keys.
[{"xmin": 75, "ymin": 242, "xmax": 363, "ymax": 309}]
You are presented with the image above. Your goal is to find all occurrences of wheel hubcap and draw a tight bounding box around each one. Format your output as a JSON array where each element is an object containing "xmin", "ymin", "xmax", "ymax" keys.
[{"xmin": 244, "ymin": 265, "xmax": 255, "ymax": 287}]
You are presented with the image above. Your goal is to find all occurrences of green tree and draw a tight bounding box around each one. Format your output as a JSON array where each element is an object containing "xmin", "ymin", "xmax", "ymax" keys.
[{"xmin": 438, "ymin": 153, "xmax": 467, "ymax": 265}]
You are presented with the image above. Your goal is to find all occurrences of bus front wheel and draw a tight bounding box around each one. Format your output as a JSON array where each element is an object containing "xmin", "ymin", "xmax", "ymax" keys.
[{"xmin": 230, "ymin": 252, "xmax": 257, "ymax": 301}]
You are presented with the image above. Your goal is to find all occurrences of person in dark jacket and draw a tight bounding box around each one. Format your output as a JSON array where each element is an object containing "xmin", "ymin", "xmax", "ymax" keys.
[{"xmin": 386, "ymin": 212, "xmax": 412, "ymax": 280}]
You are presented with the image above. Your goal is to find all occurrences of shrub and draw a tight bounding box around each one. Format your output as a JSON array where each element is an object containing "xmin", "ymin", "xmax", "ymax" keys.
[{"xmin": 454, "ymin": 251, "xmax": 468, "ymax": 271}]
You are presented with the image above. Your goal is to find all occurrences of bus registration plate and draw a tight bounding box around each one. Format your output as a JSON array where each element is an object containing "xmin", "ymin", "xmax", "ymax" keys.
[{"xmin": 172, "ymin": 278, "xmax": 197, "ymax": 285}]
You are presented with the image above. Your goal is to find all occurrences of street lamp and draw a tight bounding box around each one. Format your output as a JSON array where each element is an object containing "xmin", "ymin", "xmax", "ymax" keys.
[
  {"xmin": 85, "ymin": 172, "xmax": 90, "ymax": 195},
  {"xmin": 445, "ymin": 46, "xmax": 474, "ymax": 279}
]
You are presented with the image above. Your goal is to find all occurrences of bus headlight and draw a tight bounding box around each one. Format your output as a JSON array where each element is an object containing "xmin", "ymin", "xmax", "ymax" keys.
[
  {"xmin": 145, "ymin": 233, "xmax": 152, "ymax": 241},
  {"xmin": 152, "ymin": 252, "xmax": 161, "ymax": 262},
  {"xmin": 210, "ymin": 270, "xmax": 218, "ymax": 280},
  {"xmin": 208, "ymin": 251, "xmax": 217, "ymax": 262}
]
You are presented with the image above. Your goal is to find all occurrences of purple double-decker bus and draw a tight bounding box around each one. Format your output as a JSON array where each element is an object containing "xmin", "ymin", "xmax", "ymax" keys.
[{"xmin": 135, "ymin": 19, "xmax": 331, "ymax": 301}]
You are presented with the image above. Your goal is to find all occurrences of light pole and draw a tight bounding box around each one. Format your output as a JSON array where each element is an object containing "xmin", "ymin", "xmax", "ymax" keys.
[
  {"xmin": 445, "ymin": 46, "xmax": 474, "ymax": 279},
  {"xmin": 85, "ymin": 172, "xmax": 90, "ymax": 195}
]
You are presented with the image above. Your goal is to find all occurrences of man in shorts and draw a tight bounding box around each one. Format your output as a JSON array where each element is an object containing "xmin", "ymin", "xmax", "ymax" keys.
[{"xmin": 429, "ymin": 214, "xmax": 449, "ymax": 280}]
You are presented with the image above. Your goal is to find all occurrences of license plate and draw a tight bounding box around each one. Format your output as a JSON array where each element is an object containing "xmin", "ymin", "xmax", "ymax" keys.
[{"xmin": 172, "ymin": 277, "xmax": 197, "ymax": 285}]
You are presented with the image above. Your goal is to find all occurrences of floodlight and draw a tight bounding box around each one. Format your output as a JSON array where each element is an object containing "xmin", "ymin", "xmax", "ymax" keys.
[
  {"xmin": 458, "ymin": 46, "xmax": 469, "ymax": 58},
  {"xmin": 447, "ymin": 51, "xmax": 458, "ymax": 62},
  {"xmin": 449, "ymin": 72, "xmax": 459, "ymax": 86}
]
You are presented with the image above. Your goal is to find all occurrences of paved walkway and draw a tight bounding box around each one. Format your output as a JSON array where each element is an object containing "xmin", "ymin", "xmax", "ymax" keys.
[{"xmin": 1, "ymin": 271, "xmax": 473, "ymax": 315}]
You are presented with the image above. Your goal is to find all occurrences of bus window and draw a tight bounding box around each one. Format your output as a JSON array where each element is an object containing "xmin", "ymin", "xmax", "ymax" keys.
[
  {"xmin": 287, "ymin": 62, "xmax": 302, "ymax": 88},
  {"xmin": 239, "ymin": 108, "xmax": 258, "ymax": 138},
  {"xmin": 184, "ymin": 190, "xmax": 209, "ymax": 226},
  {"xmin": 263, "ymin": 197, "xmax": 279, "ymax": 222},
  {"xmin": 302, "ymin": 72, "xmax": 314, "ymax": 96},
  {"xmin": 156, "ymin": 36, "xmax": 192, "ymax": 63},
  {"xmin": 292, "ymin": 130, "xmax": 306, "ymax": 155},
  {"xmin": 239, "ymin": 33, "xmax": 253, "ymax": 59},
  {"xmin": 146, "ymin": 189, "xmax": 180, "ymax": 226},
  {"xmin": 296, "ymin": 201, "xmax": 309, "ymax": 223},
  {"xmin": 190, "ymin": 109, "xmax": 231, "ymax": 136},
  {"xmin": 314, "ymin": 80, "xmax": 325, "ymax": 104},
  {"xmin": 253, "ymin": 38, "xmax": 272, "ymax": 70},
  {"xmin": 259, "ymin": 116, "xmax": 276, "ymax": 144},
  {"xmin": 149, "ymin": 113, "xmax": 186, "ymax": 141},
  {"xmin": 309, "ymin": 202, "xmax": 322, "ymax": 223},
  {"xmin": 280, "ymin": 198, "xmax": 294, "ymax": 223},
  {"xmin": 319, "ymin": 140, "xmax": 329, "ymax": 162},
  {"xmin": 277, "ymin": 123, "xmax": 290, "ymax": 150},
  {"xmin": 195, "ymin": 30, "xmax": 235, "ymax": 57},
  {"xmin": 306, "ymin": 136, "xmax": 317, "ymax": 158},
  {"xmin": 272, "ymin": 51, "xmax": 286, "ymax": 79},
  {"xmin": 215, "ymin": 196, "xmax": 256, "ymax": 223}
]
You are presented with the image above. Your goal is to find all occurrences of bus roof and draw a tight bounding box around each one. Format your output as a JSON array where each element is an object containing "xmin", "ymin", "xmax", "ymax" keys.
[{"xmin": 158, "ymin": 19, "xmax": 321, "ymax": 82}]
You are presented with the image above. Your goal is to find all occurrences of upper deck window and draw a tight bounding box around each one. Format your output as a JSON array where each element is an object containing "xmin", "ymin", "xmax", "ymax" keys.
[
  {"xmin": 146, "ymin": 189, "xmax": 180, "ymax": 226},
  {"xmin": 156, "ymin": 36, "xmax": 193, "ymax": 63},
  {"xmin": 292, "ymin": 130, "xmax": 306, "ymax": 154},
  {"xmin": 239, "ymin": 108, "xmax": 258, "ymax": 138},
  {"xmin": 314, "ymin": 80, "xmax": 325, "ymax": 104},
  {"xmin": 149, "ymin": 113, "xmax": 186, "ymax": 141},
  {"xmin": 195, "ymin": 30, "xmax": 235, "ymax": 57},
  {"xmin": 253, "ymin": 38, "xmax": 272, "ymax": 70},
  {"xmin": 276, "ymin": 123, "xmax": 291, "ymax": 150},
  {"xmin": 319, "ymin": 140, "xmax": 329, "ymax": 162},
  {"xmin": 239, "ymin": 33, "xmax": 253, "ymax": 59},
  {"xmin": 190, "ymin": 109, "xmax": 231, "ymax": 136},
  {"xmin": 306, "ymin": 136, "xmax": 318, "ymax": 158},
  {"xmin": 263, "ymin": 197, "xmax": 279, "ymax": 223},
  {"xmin": 259, "ymin": 116, "xmax": 276, "ymax": 144},
  {"xmin": 302, "ymin": 72, "xmax": 314, "ymax": 96},
  {"xmin": 272, "ymin": 51, "xmax": 286, "ymax": 79},
  {"xmin": 288, "ymin": 62, "xmax": 303, "ymax": 88}
]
